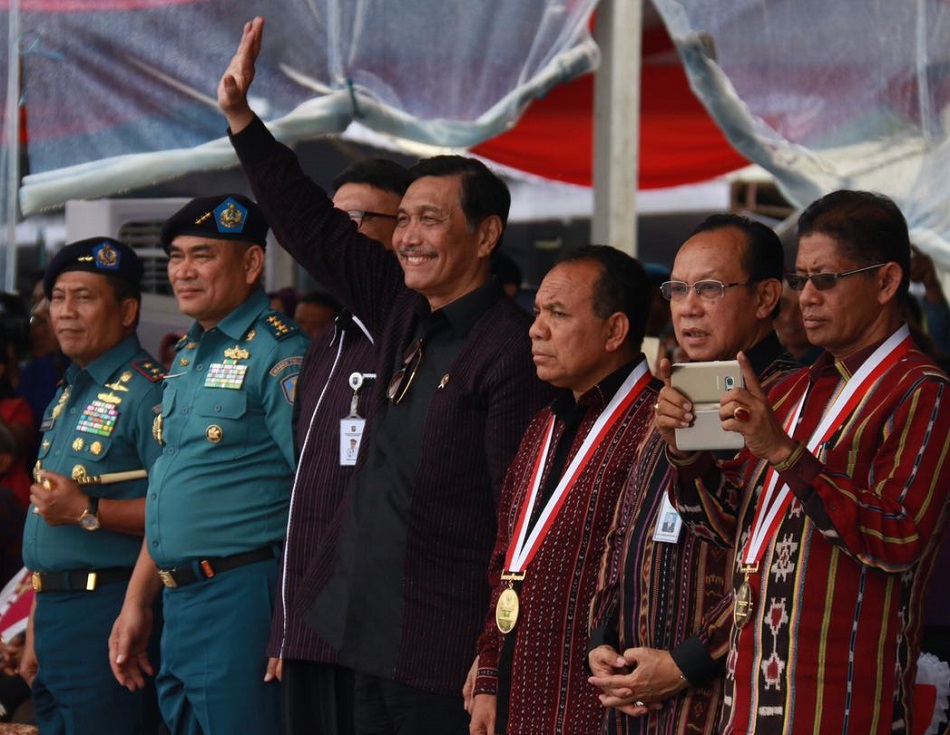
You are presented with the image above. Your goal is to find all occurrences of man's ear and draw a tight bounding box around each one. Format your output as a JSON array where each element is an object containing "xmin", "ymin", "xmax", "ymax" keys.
[
  {"xmin": 877, "ymin": 262, "xmax": 903, "ymax": 305},
  {"xmin": 755, "ymin": 278, "xmax": 783, "ymax": 319},
  {"xmin": 243, "ymin": 244, "xmax": 265, "ymax": 285},
  {"xmin": 604, "ymin": 312, "xmax": 630, "ymax": 353},
  {"xmin": 476, "ymin": 215, "xmax": 503, "ymax": 259},
  {"xmin": 120, "ymin": 298, "xmax": 140, "ymax": 329}
]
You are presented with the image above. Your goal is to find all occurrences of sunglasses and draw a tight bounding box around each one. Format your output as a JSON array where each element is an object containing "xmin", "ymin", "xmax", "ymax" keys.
[
  {"xmin": 387, "ymin": 338, "xmax": 424, "ymax": 405},
  {"xmin": 785, "ymin": 263, "xmax": 886, "ymax": 291}
]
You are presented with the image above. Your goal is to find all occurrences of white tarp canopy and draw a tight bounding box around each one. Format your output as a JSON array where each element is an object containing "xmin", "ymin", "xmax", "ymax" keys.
[
  {"xmin": 6, "ymin": 0, "xmax": 950, "ymax": 266},
  {"xmin": 653, "ymin": 0, "xmax": 950, "ymax": 264},
  {"xmin": 2, "ymin": 0, "xmax": 599, "ymax": 216}
]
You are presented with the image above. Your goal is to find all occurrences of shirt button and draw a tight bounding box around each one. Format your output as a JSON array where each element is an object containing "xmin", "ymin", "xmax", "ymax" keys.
[
  {"xmin": 182, "ymin": 407, "xmax": 189, "ymax": 415},
  {"xmin": 214, "ymin": 406, "xmax": 221, "ymax": 413},
  {"xmin": 196, "ymin": 364, "xmax": 204, "ymax": 371},
  {"xmin": 151, "ymin": 540, "xmax": 158, "ymax": 547},
  {"xmin": 150, "ymin": 493, "xmax": 157, "ymax": 500}
]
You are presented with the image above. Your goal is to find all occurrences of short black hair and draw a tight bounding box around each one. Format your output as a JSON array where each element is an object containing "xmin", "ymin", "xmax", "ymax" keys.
[
  {"xmin": 555, "ymin": 245, "xmax": 651, "ymax": 351},
  {"xmin": 691, "ymin": 213, "xmax": 784, "ymax": 283},
  {"xmin": 332, "ymin": 158, "xmax": 412, "ymax": 197},
  {"xmin": 408, "ymin": 156, "xmax": 510, "ymax": 240},
  {"xmin": 797, "ymin": 190, "xmax": 911, "ymax": 299},
  {"xmin": 691, "ymin": 213, "xmax": 784, "ymax": 318}
]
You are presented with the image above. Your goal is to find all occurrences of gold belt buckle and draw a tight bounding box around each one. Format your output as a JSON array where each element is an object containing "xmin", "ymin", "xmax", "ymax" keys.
[
  {"xmin": 85, "ymin": 572, "xmax": 97, "ymax": 591},
  {"xmin": 158, "ymin": 569, "xmax": 178, "ymax": 589},
  {"xmin": 31, "ymin": 572, "xmax": 43, "ymax": 592}
]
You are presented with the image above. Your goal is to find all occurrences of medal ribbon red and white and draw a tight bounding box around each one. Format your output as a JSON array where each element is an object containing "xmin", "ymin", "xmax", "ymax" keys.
[
  {"xmin": 503, "ymin": 359, "xmax": 652, "ymax": 575},
  {"xmin": 740, "ymin": 324, "xmax": 912, "ymax": 570}
]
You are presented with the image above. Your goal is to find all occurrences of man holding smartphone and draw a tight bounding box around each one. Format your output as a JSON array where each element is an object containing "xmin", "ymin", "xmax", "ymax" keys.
[
  {"xmin": 658, "ymin": 191, "xmax": 950, "ymax": 733},
  {"xmin": 589, "ymin": 214, "xmax": 795, "ymax": 734}
]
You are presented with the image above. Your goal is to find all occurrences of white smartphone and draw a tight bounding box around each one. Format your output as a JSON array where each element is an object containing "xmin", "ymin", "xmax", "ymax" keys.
[{"xmin": 670, "ymin": 360, "xmax": 745, "ymax": 451}]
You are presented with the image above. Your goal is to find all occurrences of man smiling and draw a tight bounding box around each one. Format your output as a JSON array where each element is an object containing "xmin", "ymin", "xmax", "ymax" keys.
[{"xmin": 219, "ymin": 17, "xmax": 551, "ymax": 734}]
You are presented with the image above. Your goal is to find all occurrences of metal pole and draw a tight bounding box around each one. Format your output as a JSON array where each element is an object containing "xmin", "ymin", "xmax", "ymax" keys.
[
  {"xmin": 2, "ymin": 0, "xmax": 21, "ymax": 291},
  {"xmin": 592, "ymin": 0, "xmax": 642, "ymax": 257}
]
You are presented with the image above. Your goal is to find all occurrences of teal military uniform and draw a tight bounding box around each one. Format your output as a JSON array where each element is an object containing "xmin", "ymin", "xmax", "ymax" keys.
[
  {"xmin": 23, "ymin": 334, "xmax": 164, "ymax": 735},
  {"xmin": 146, "ymin": 288, "xmax": 307, "ymax": 735}
]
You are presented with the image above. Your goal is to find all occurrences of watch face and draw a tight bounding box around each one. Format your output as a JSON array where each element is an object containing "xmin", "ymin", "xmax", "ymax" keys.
[{"xmin": 80, "ymin": 513, "xmax": 100, "ymax": 532}]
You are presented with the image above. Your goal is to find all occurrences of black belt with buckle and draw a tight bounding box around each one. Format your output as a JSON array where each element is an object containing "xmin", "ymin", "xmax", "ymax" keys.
[
  {"xmin": 31, "ymin": 567, "xmax": 133, "ymax": 593},
  {"xmin": 158, "ymin": 546, "xmax": 276, "ymax": 589}
]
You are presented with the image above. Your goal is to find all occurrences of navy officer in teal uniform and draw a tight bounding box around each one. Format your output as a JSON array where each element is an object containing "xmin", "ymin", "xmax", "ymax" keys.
[
  {"xmin": 21, "ymin": 237, "xmax": 165, "ymax": 735},
  {"xmin": 109, "ymin": 194, "xmax": 308, "ymax": 735}
]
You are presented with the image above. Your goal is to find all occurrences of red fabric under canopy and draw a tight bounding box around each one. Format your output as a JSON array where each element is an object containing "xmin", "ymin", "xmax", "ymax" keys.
[{"xmin": 472, "ymin": 27, "xmax": 748, "ymax": 189}]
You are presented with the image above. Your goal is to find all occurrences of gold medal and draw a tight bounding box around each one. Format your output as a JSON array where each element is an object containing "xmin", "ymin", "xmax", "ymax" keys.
[
  {"xmin": 496, "ymin": 586, "xmax": 520, "ymax": 634},
  {"xmin": 734, "ymin": 579, "xmax": 754, "ymax": 629}
]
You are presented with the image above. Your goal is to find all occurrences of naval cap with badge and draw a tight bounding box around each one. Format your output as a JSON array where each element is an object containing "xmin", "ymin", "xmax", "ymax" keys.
[
  {"xmin": 43, "ymin": 237, "xmax": 144, "ymax": 299},
  {"xmin": 160, "ymin": 193, "xmax": 269, "ymax": 253}
]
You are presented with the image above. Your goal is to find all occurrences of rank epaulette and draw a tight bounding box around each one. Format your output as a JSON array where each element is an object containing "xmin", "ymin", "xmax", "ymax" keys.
[
  {"xmin": 262, "ymin": 312, "xmax": 299, "ymax": 341},
  {"xmin": 131, "ymin": 358, "xmax": 166, "ymax": 382}
]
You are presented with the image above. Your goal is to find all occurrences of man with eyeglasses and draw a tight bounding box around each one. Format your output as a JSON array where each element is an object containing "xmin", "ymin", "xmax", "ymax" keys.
[
  {"xmin": 588, "ymin": 213, "xmax": 795, "ymax": 735},
  {"xmin": 656, "ymin": 190, "xmax": 950, "ymax": 733},
  {"xmin": 218, "ymin": 18, "xmax": 552, "ymax": 734},
  {"xmin": 265, "ymin": 157, "xmax": 410, "ymax": 735}
]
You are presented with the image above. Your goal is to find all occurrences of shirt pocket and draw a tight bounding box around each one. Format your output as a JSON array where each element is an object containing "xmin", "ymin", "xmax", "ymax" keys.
[
  {"xmin": 67, "ymin": 434, "xmax": 117, "ymax": 481},
  {"xmin": 196, "ymin": 389, "xmax": 249, "ymax": 450}
]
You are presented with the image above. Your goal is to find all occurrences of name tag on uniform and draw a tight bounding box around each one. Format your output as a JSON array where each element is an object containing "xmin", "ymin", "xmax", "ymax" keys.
[
  {"xmin": 653, "ymin": 492, "xmax": 683, "ymax": 543},
  {"xmin": 205, "ymin": 363, "xmax": 248, "ymax": 389},
  {"xmin": 339, "ymin": 418, "xmax": 365, "ymax": 466}
]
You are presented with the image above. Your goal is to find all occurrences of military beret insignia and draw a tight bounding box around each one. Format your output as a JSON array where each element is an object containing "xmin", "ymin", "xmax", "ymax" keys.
[
  {"xmin": 93, "ymin": 241, "xmax": 120, "ymax": 271},
  {"xmin": 215, "ymin": 198, "xmax": 246, "ymax": 233}
]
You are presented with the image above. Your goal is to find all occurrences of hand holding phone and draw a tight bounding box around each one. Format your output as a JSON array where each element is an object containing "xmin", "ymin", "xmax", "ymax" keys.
[{"xmin": 669, "ymin": 360, "xmax": 745, "ymax": 451}]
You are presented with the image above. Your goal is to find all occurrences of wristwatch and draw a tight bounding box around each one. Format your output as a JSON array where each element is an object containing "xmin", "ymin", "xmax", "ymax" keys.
[{"xmin": 79, "ymin": 496, "xmax": 100, "ymax": 532}]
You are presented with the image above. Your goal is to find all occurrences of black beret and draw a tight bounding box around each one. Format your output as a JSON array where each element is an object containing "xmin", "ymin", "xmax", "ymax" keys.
[
  {"xmin": 160, "ymin": 194, "xmax": 269, "ymax": 252},
  {"xmin": 43, "ymin": 237, "xmax": 144, "ymax": 299}
]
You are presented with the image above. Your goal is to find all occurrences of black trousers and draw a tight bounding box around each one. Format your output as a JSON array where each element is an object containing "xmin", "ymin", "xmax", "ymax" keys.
[
  {"xmin": 353, "ymin": 672, "xmax": 469, "ymax": 735},
  {"xmin": 281, "ymin": 659, "xmax": 356, "ymax": 735}
]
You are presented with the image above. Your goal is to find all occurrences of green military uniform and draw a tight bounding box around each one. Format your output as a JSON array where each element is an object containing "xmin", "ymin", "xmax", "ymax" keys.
[
  {"xmin": 24, "ymin": 334, "xmax": 164, "ymax": 735},
  {"xmin": 146, "ymin": 287, "xmax": 307, "ymax": 735}
]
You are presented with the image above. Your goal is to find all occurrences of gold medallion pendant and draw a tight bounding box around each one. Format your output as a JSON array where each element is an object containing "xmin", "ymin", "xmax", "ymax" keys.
[
  {"xmin": 495, "ymin": 587, "xmax": 520, "ymax": 634},
  {"xmin": 734, "ymin": 580, "xmax": 754, "ymax": 629}
]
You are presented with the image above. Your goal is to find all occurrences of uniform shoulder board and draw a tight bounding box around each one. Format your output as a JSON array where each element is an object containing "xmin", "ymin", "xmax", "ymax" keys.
[
  {"xmin": 131, "ymin": 358, "xmax": 166, "ymax": 382},
  {"xmin": 261, "ymin": 312, "xmax": 300, "ymax": 341}
]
